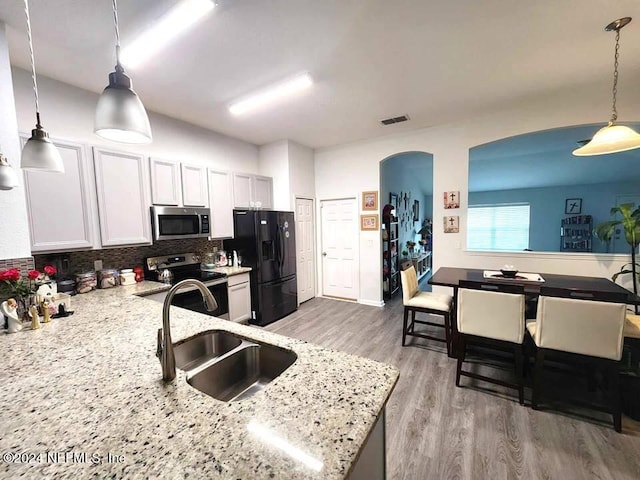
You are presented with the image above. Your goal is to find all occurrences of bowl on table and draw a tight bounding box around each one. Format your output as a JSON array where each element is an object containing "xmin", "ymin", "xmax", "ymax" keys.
[{"xmin": 500, "ymin": 265, "xmax": 518, "ymax": 278}]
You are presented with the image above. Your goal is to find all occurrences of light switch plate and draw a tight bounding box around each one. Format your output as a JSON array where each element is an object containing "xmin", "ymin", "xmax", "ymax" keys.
[{"xmin": 94, "ymin": 259, "xmax": 103, "ymax": 271}]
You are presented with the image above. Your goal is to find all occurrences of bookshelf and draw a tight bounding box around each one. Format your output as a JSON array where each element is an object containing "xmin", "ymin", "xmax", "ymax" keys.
[{"xmin": 561, "ymin": 215, "xmax": 592, "ymax": 252}]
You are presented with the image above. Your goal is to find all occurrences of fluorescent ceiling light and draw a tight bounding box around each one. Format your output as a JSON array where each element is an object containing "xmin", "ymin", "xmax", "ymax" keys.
[
  {"xmin": 120, "ymin": 0, "xmax": 215, "ymax": 69},
  {"xmin": 229, "ymin": 73, "xmax": 313, "ymax": 115},
  {"xmin": 247, "ymin": 420, "xmax": 323, "ymax": 472}
]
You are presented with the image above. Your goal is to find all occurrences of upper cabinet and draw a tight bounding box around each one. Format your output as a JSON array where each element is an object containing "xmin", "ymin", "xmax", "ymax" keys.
[
  {"xmin": 208, "ymin": 169, "xmax": 234, "ymax": 238},
  {"xmin": 149, "ymin": 159, "xmax": 208, "ymax": 207},
  {"xmin": 23, "ymin": 138, "xmax": 97, "ymax": 252},
  {"xmin": 150, "ymin": 158, "xmax": 181, "ymax": 206},
  {"xmin": 233, "ymin": 173, "xmax": 273, "ymax": 209},
  {"xmin": 181, "ymin": 164, "xmax": 208, "ymax": 207},
  {"xmin": 93, "ymin": 148, "xmax": 152, "ymax": 247}
]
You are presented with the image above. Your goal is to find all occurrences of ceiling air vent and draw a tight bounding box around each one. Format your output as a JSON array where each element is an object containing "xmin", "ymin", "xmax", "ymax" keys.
[{"xmin": 380, "ymin": 114, "xmax": 410, "ymax": 126}]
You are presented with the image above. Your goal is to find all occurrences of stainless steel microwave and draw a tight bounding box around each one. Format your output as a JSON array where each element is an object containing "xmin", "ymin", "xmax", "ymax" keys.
[{"xmin": 151, "ymin": 206, "xmax": 210, "ymax": 241}]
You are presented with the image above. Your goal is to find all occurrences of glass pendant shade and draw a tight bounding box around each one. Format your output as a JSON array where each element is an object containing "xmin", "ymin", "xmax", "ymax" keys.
[
  {"xmin": 0, "ymin": 154, "xmax": 19, "ymax": 190},
  {"xmin": 94, "ymin": 69, "xmax": 152, "ymax": 144},
  {"xmin": 572, "ymin": 124, "xmax": 640, "ymax": 156},
  {"xmin": 21, "ymin": 125, "xmax": 64, "ymax": 172}
]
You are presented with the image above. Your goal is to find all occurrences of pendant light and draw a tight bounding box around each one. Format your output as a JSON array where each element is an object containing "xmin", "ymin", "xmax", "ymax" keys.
[
  {"xmin": 94, "ymin": 0, "xmax": 152, "ymax": 144},
  {"xmin": 573, "ymin": 17, "xmax": 640, "ymax": 156},
  {"xmin": 20, "ymin": 0, "xmax": 64, "ymax": 173},
  {"xmin": 0, "ymin": 147, "xmax": 19, "ymax": 190}
]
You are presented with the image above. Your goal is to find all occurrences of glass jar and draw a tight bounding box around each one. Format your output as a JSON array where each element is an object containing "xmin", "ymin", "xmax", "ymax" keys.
[
  {"xmin": 119, "ymin": 269, "xmax": 136, "ymax": 286},
  {"xmin": 75, "ymin": 272, "xmax": 97, "ymax": 294},
  {"xmin": 98, "ymin": 269, "xmax": 119, "ymax": 289}
]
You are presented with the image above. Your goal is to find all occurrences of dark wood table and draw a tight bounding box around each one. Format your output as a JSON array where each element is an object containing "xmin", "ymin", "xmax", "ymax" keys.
[
  {"xmin": 429, "ymin": 267, "xmax": 640, "ymax": 357},
  {"xmin": 429, "ymin": 267, "xmax": 640, "ymax": 304}
]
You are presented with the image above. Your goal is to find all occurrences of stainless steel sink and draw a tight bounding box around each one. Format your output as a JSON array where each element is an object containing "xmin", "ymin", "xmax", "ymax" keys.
[
  {"xmin": 173, "ymin": 331, "xmax": 242, "ymax": 371},
  {"xmin": 187, "ymin": 343, "xmax": 297, "ymax": 402}
]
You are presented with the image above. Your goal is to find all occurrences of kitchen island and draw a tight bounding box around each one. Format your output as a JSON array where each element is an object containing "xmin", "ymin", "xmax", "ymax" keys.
[{"xmin": 0, "ymin": 282, "xmax": 398, "ymax": 479}]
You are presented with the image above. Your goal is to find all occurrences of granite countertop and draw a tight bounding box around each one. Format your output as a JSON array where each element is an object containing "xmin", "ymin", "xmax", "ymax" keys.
[
  {"xmin": 208, "ymin": 266, "xmax": 252, "ymax": 276},
  {"xmin": 0, "ymin": 281, "xmax": 398, "ymax": 479}
]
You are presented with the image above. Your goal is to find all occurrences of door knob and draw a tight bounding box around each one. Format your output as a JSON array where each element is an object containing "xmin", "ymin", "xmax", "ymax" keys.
[{"xmin": 322, "ymin": 252, "xmax": 327, "ymax": 256}]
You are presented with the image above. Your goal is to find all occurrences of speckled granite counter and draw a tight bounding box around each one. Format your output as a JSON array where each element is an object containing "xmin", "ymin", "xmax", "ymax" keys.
[
  {"xmin": 208, "ymin": 266, "xmax": 252, "ymax": 276},
  {"xmin": 0, "ymin": 281, "xmax": 398, "ymax": 479}
]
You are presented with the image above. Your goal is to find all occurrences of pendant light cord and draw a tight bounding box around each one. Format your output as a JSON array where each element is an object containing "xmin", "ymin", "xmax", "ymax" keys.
[
  {"xmin": 112, "ymin": 0, "xmax": 123, "ymax": 71},
  {"xmin": 23, "ymin": 0, "xmax": 41, "ymax": 128},
  {"xmin": 610, "ymin": 28, "xmax": 621, "ymax": 125}
]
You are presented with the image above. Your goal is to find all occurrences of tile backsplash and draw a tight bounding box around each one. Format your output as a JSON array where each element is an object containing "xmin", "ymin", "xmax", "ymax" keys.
[
  {"xmin": 33, "ymin": 238, "xmax": 223, "ymax": 277},
  {"xmin": 0, "ymin": 257, "xmax": 35, "ymax": 277}
]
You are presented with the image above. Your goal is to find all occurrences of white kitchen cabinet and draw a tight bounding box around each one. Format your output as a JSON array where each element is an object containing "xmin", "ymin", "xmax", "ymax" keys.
[
  {"xmin": 232, "ymin": 173, "xmax": 273, "ymax": 209},
  {"xmin": 22, "ymin": 137, "xmax": 98, "ymax": 252},
  {"xmin": 253, "ymin": 175, "xmax": 273, "ymax": 209},
  {"xmin": 93, "ymin": 147, "xmax": 152, "ymax": 247},
  {"xmin": 227, "ymin": 273, "xmax": 251, "ymax": 323},
  {"xmin": 181, "ymin": 163, "xmax": 208, "ymax": 207},
  {"xmin": 208, "ymin": 169, "xmax": 234, "ymax": 238},
  {"xmin": 149, "ymin": 158, "xmax": 181, "ymax": 206}
]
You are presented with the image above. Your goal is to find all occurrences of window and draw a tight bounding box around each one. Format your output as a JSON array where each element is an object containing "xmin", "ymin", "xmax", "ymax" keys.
[{"xmin": 467, "ymin": 204, "xmax": 530, "ymax": 251}]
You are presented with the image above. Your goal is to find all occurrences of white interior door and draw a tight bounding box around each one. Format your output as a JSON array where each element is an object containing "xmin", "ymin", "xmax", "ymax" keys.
[
  {"xmin": 321, "ymin": 198, "xmax": 358, "ymax": 300},
  {"xmin": 296, "ymin": 198, "xmax": 315, "ymax": 304},
  {"xmin": 613, "ymin": 195, "xmax": 640, "ymax": 254}
]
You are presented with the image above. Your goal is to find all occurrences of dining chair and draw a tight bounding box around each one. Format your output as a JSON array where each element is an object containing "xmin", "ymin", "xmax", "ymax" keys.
[
  {"xmin": 526, "ymin": 287, "xmax": 627, "ymax": 432},
  {"xmin": 455, "ymin": 280, "xmax": 526, "ymax": 404},
  {"xmin": 400, "ymin": 266, "xmax": 453, "ymax": 354}
]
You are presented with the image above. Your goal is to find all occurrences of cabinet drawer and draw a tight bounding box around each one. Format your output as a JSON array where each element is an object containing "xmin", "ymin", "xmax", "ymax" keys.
[{"xmin": 227, "ymin": 272, "xmax": 250, "ymax": 287}]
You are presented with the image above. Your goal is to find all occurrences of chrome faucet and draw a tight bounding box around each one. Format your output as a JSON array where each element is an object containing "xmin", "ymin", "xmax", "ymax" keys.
[{"xmin": 156, "ymin": 279, "xmax": 218, "ymax": 382}]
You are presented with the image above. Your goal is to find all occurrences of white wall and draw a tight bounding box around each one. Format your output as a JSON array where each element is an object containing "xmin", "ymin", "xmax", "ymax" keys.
[
  {"xmin": 315, "ymin": 77, "xmax": 640, "ymax": 303},
  {"xmin": 11, "ymin": 68, "xmax": 259, "ymax": 174},
  {"xmin": 0, "ymin": 24, "xmax": 30, "ymax": 260},
  {"xmin": 258, "ymin": 140, "xmax": 290, "ymax": 210},
  {"xmin": 288, "ymin": 140, "xmax": 315, "ymax": 203}
]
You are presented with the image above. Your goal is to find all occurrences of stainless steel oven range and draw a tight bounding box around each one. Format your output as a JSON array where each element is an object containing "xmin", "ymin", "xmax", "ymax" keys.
[{"xmin": 144, "ymin": 253, "xmax": 229, "ymax": 319}]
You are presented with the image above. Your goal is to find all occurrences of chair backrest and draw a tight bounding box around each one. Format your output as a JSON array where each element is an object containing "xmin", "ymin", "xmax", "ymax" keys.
[
  {"xmin": 457, "ymin": 281, "xmax": 526, "ymax": 343},
  {"xmin": 536, "ymin": 288, "xmax": 626, "ymax": 360},
  {"xmin": 400, "ymin": 266, "xmax": 419, "ymax": 304}
]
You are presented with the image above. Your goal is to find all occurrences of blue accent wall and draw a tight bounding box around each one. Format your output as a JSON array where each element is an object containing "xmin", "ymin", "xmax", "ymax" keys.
[{"xmin": 469, "ymin": 181, "xmax": 640, "ymax": 253}]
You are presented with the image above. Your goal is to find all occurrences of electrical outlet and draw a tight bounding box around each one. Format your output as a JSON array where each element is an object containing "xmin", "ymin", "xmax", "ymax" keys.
[{"xmin": 94, "ymin": 259, "xmax": 103, "ymax": 271}]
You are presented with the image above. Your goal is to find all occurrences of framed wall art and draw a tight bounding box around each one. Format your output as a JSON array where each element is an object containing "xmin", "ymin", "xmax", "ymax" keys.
[
  {"xmin": 362, "ymin": 191, "xmax": 378, "ymax": 211},
  {"xmin": 361, "ymin": 214, "xmax": 379, "ymax": 231},
  {"xmin": 565, "ymin": 198, "xmax": 582, "ymax": 214},
  {"xmin": 444, "ymin": 215, "xmax": 459, "ymax": 233},
  {"xmin": 444, "ymin": 191, "xmax": 460, "ymax": 209}
]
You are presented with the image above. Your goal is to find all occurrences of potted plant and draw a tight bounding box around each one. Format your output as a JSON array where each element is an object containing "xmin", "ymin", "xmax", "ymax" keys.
[
  {"xmin": 0, "ymin": 268, "xmax": 40, "ymax": 321},
  {"xmin": 594, "ymin": 203, "xmax": 640, "ymax": 304}
]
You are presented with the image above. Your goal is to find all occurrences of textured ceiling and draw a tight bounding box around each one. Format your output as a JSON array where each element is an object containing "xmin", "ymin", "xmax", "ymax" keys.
[{"xmin": 1, "ymin": 0, "xmax": 640, "ymax": 148}]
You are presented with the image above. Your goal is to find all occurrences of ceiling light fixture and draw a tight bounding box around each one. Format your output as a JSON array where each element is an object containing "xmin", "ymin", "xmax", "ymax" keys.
[
  {"xmin": 20, "ymin": 0, "xmax": 64, "ymax": 173},
  {"xmin": 229, "ymin": 73, "xmax": 313, "ymax": 115},
  {"xmin": 573, "ymin": 17, "xmax": 640, "ymax": 156},
  {"xmin": 0, "ymin": 147, "xmax": 19, "ymax": 190},
  {"xmin": 94, "ymin": 0, "xmax": 152, "ymax": 144},
  {"xmin": 120, "ymin": 0, "xmax": 215, "ymax": 69}
]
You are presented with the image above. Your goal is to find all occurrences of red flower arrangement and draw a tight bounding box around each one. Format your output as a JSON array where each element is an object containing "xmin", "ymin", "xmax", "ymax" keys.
[
  {"xmin": 43, "ymin": 265, "xmax": 57, "ymax": 278},
  {"xmin": 0, "ymin": 268, "xmax": 38, "ymax": 307}
]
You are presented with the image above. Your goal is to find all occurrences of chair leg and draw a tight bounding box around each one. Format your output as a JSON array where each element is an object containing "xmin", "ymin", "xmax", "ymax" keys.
[
  {"xmin": 444, "ymin": 312, "xmax": 452, "ymax": 357},
  {"xmin": 402, "ymin": 307, "xmax": 409, "ymax": 346},
  {"xmin": 532, "ymin": 348, "xmax": 545, "ymax": 410},
  {"xmin": 410, "ymin": 310, "xmax": 416, "ymax": 333},
  {"xmin": 609, "ymin": 361, "xmax": 622, "ymax": 433},
  {"xmin": 455, "ymin": 335, "xmax": 466, "ymax": 387},
  {"xmin": 514, "ymin": 344, "xmax": 524, "ymax": 405}
]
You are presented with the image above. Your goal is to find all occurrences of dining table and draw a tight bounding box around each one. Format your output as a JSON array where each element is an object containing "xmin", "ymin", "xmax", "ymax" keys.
[{"xmin": 429, "ymin": 267, "xmax": 640, "ymax": 357}]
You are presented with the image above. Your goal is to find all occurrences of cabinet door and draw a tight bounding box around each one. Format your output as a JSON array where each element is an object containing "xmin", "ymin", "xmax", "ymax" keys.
[
  {"xmin": 150, "ymin": 158, "xmax": 181, "ymax": 205},
  {"xmin": 228, "ymin": 280, "xmax": 251, "ymax": 323},
  {"xmin": 208, "ymin": 169, "xmax": 234, "ymax": 238},
  {"xmin": 93, "ymin": 148, "xmax": 152, "ymax": 246},
  {"xmin": 181, "ymin": 163, "xmax": 208, "ymax": 207},
  {"xmin": 233, "ymin": 172, "xmax": 252, "ymax": 208},
  {"xmin": 23, "ymin": 138, "xmax": 96, "ymax": 252},
  {"xmin": 252, "ymin": 175, "xmax": 273, "ymax": 209}
]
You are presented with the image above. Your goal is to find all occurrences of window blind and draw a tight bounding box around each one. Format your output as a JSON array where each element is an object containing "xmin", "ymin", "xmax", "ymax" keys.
[{"xmin": 467, "ymin": 204, "xmax": 530, "ymax": 251}]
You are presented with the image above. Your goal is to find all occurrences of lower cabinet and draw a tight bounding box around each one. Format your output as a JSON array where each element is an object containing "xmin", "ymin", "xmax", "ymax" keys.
[{"xmin": 227, "ymin": 273, "xmax": 251, "ymax": 323}]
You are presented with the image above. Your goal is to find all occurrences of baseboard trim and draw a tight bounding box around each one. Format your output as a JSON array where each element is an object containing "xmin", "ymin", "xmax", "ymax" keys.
[{"xmin": 359, "ymin": 299, "xmax": 385, "ymax": 308}]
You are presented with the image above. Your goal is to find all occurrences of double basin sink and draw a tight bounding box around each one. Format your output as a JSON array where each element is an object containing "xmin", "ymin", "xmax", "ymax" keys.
[{"xmin": 172, "ymin": 331, "xmax": 297, "ymax": 402}]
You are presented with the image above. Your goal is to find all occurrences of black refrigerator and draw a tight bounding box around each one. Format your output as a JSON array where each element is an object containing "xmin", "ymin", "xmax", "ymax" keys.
[{"xmin": 225, "ymin": 210, "xmax": 297, "ymax": 326}]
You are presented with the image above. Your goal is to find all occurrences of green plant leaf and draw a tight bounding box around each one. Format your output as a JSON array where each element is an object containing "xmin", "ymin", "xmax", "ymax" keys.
[{"xmin": 594, "ymin": 220, "xmax": 619, "ymax": 242}]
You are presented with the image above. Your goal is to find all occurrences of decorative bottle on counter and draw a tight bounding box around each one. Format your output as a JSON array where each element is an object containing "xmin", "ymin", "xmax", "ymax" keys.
[{"xmin": 29, "ymin": 305, "xmax": 40, "ymax": 330}]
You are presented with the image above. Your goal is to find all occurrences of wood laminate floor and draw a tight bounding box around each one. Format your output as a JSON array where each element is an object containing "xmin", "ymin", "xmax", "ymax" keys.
[{"xmin": 266, "ymin": 296, "xmax": 640, "ymax": 480}]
